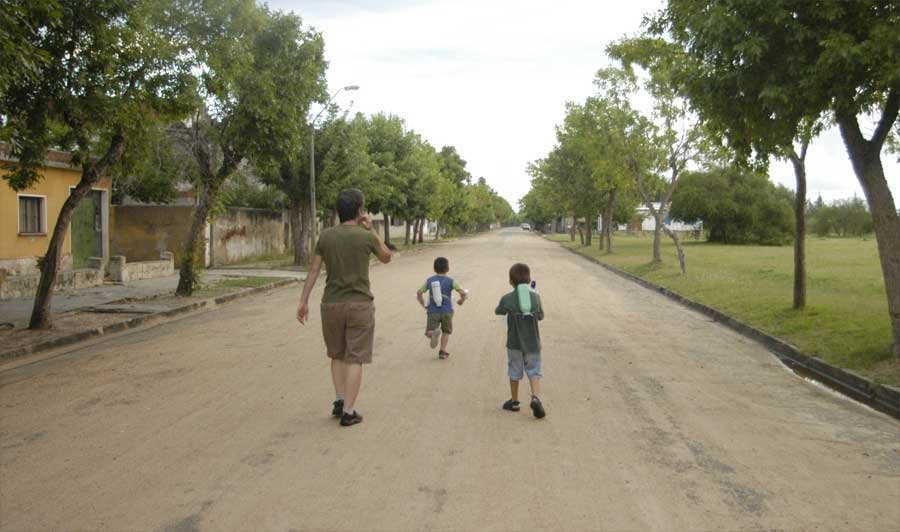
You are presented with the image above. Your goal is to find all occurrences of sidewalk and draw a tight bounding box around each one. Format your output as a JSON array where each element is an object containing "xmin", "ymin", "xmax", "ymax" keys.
[{"xmin": 0, "ymin": 268, "xmax": 305, "ymax": 327}]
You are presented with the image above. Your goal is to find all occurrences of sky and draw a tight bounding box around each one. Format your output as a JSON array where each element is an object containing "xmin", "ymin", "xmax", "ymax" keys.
[{"xmin": 266, "ymin": 0, "xmax": 899, "ymax": 209}]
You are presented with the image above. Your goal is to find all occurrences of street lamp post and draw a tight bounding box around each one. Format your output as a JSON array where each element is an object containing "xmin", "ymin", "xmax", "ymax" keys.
[{"xmin": 309, "ymin": 85, "xmax": 359, "ymax": 255}]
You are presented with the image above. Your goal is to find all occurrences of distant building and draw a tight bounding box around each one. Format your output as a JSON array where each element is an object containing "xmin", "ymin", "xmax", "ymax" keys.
[
  {"xmin": 598, "ymin": 203, "xmax": 702, "ymax": 233},
  {"xmin": 1, "ymin": 148, "xmax": 111, "ymax": 277},
  {"xmin": 1, "ymin": 148, "xmax": 111, "ymax": 299}
]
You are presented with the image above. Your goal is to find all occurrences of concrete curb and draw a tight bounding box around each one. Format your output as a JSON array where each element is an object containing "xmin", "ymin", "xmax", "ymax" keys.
[
  {"xmin": 0, "ymin": 278, "xmax": 299, "ymax": 361},
  {"xmin": 553, "ymin": 239, "xmax": 900, "ymax": 420}
]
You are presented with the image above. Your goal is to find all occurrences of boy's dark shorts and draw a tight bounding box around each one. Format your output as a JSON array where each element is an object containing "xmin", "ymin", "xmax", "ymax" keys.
[
  {"xmin": 321, "ymin": 301, "xmax": 375, "ymax": 364},
  {"xmin": 426, "ymin": 312, "xmax": 453, "ymax": 334}
]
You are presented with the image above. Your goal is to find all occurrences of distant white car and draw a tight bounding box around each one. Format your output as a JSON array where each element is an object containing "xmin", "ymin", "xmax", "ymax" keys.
[{"xmin": 521, "ymin": 223, "xmax": 531, "ymax": 231}]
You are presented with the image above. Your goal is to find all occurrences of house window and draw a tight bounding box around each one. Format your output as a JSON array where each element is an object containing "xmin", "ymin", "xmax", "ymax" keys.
[{"xmin": 18, "ymin": 195, "xmax": 46, "ymax": 234}]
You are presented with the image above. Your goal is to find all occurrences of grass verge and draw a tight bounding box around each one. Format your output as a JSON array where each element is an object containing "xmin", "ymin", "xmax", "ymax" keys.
[{"xmin": 548, "ymin": 233, "xmax": 898, "ymax": 386}]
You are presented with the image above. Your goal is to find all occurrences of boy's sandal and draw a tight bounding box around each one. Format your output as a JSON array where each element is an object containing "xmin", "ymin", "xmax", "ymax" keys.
[
  {"xmin": 438, "ymin": 350, "xmax": 449, "ymax": 359},
  {"xmin": 502, "ymin": 399, "xmax": 521, "ymax": 411}
]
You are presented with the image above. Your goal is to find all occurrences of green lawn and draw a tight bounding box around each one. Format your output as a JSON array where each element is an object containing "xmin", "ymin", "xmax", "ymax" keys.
[
  {"xmin": 548, "ymin": 233, "xmax": 898, "ymax": 386},
  {"xmin": 207, "ymin": 276, "xmax": 284, "ymax": 289}
]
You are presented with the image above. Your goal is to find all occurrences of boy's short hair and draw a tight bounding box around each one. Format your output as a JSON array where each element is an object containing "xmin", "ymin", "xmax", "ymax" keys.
[
  {"xmin": 509, "ymin": 263, "xmax": 531, "ymax": 286},
  {"xmin": 336, "ymin": 188, "xmax": 365, "ymax": 223},
  {"xmin": 433, "ymin": 257, "xmax": 449, "ymax": 274}
]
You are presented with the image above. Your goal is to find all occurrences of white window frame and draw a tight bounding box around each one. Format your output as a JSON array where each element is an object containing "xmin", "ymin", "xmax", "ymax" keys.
[{"xmin": 17, "ymin": 194, "xmax": 48, "ymax": 235}]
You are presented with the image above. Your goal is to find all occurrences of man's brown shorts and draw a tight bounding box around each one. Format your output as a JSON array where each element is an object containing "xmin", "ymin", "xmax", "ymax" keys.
[{"xmin": 321, "ymin": 301, "xmax": 375, "ymax": 364}]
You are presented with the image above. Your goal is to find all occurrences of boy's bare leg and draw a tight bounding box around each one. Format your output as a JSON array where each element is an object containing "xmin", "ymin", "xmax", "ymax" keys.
[
  {"xmin": 343, "ymin": 362, "xmax": 363, "ymax": 412},
  {"xmin": 331, "ymin": 359, "xmax": 346, "ymax": 397},
  {"xmin": 528, "ymin": 377, "xmax": 541, "ymax": 398},
  {"xmin": 509, "ymin": 379, "xmax": 519, "ymax": 402},
  {"xmin": 440, "ymin": 333, "xmax": 450, "ymax": 352}
]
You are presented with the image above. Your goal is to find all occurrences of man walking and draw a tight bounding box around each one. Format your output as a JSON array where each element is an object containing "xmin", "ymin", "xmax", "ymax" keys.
[{"xmin": 297, "ymin": 189, "xmax": 392, "ymax": 426}]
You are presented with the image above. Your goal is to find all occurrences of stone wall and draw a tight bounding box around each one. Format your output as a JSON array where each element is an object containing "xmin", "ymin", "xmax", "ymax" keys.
[
  {"xmin": 0, "ymin": 266, "xmax": 103, "ymax": 300},
  {"xmin": 108, "ymin": 252, "xmax": 174, "ymax": 283},
  {"xmin": 110, "ymin": 205, "xmax": 195, "ymax": 263},
  {"xmin": 112, "ymin": 205, "xmax": 291, "ymax": 267},
  {"xmin": 210, "ymin": 208, "xmax": 287, "ymax": 266}
]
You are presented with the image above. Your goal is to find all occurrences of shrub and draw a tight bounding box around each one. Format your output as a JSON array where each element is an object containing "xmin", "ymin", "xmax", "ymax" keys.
[{"xmin": 671, "ymin": 167, "xmax": 794, "ymax": 245}]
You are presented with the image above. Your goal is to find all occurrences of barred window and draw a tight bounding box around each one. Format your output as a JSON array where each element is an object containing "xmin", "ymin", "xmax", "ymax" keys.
[{"xmin": 18, "ymin": 196, "xmax": 45, "ymax": 234}]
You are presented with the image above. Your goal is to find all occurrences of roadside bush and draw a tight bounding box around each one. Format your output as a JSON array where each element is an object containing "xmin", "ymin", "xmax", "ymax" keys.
[
  {"xmin": 670, "ymin": 167, "xmax": 794, "ymax": 245},
  {"xmin": 220, "ymin": 170, "xmax": 286, "ymax": 211},
  {"xmin": 810, "ymin": 196, "xmax": 874, "ymax": 237}
]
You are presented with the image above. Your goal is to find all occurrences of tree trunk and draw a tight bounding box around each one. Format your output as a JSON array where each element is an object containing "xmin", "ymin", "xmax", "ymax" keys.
[
  {"xmin": 434, "ymin": 221, "xmax": 441, "ymax": 241},
  {"xmin": 577, "ymin": 223, "xmax": 584, "ymax": 246},
  {"xmin": 383, "ymin": 213, "xmax": 392, "ymax": 246},
  {"xmin": 663, "ymin": 225, "xmax": 687, "ymax": 274},
  {"xmin": 177, "ymin": 149, "xmax": 238, "ymax": 297},
  {"xmin": 29, "ymin": 130, "xmax": 126, "ymax": 330},
  {"xmin": 176, "ymin": 191, "xmax": 214, "ymax": 297},
  {"xmin": 569, "ymin": 214, "xmax": 576, "ymax": 242},
  {"xmin": 789, "ymin": 148, "xmax": 808, "ymax": 310},
  {"xmin": 653, "ymin": 214, "xmax": 663, "ymax": 263},
  {"xmin": 605, "ymin": 189, "xmax": 617, "ymax": 254},
  {"xmin": 417, "ymin": 218, "xmax": 425, "ymax": 243},
  {"xmin": 634, "ymin": 155, "xmax": 682, "ymax": 266},
  {"xmin": 289, "ymin": 197, "xmax": 307, "ymax": 266},
  {"xmin": 405, "ymin": 220, "xmax": 411, "ymax": 246},
  {"xmin": 585, "ymin": 214, "xmax": 593, "ymax": 247},
  {"xmin": 838, "ymin": 106, "xmax": 900, "ymax": 358}
]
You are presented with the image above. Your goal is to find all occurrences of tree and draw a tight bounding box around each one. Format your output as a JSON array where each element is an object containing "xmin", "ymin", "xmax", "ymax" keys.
[
  {"xmin": 264, "ymin": 110, "xmax": 370, "ymax": 266},
  {"xmin": 491, "ymin": 194, "xmax": 516, "ymax": 226},
  {"xmin": 519, "ymin": 175, "xmax": 565, "ymax": 231},
  {"xmin": 220, "ymin": 168, "xmax": 285, "ymax": 210},
  {"xmin": 1, "ymin": 0, "xmax": 196, "ymax": 328},
  {"xmin": 0, "ymin": 1, "xmax": 61, "ymax": 100},
  {"xmin": 175, "ymin": 2, "xmax": 326, "ymax": 295},
  {"xmin": 780, "ymin": 119, "xmax": 825, "ymax": 308},
  {"xmin": 317, "ymin": 112, "xmax": 374, "ymax": 221},
  {"xmin": 605, "ymin": 40, "xmax": 708, "ymax": 272},
  {"xmin": 652, "ymin": 0, "xmax": 900, "ymax": 356},
  {"xmin": 671, "ymin": 168, "xmax": 795, "ymax": 245},
  {"xmin": 812, "ymin": 196, "xmax": 874, "ymax": 237},
  {"xmin": 364, "ymin": 113, "xmax": 415, "ymax": 247}
]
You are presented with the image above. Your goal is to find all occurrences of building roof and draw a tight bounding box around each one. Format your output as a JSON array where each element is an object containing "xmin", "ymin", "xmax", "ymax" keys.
[{"xmin": 0, "ymin": 144, "xmax": 81, "ymax": 171}]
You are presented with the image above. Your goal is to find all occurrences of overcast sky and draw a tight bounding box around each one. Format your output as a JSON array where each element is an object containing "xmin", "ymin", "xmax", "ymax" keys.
[{"xmin": 266, "ymin": 0, "xmax": 899, "ymax": 208}]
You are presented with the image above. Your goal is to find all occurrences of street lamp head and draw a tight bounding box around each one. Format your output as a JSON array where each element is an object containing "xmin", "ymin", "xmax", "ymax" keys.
[{"xmin": 344, "ymin": 85, "xmax": 360, "ymax": 91}]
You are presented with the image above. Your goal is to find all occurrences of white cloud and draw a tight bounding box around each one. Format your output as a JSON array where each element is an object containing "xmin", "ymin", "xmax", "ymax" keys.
[{"xmin": 268, "ymin": 0, "xmax": 899, "ymax": 208}]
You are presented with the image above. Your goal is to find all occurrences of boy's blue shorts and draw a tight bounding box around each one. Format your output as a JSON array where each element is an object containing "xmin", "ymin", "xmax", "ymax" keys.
[{"xmin": 507, "ymin": 349, "xmax": 542, "ymax": 380}]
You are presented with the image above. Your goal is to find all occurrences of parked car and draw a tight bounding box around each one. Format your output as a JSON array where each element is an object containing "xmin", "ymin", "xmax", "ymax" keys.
[{"xmin": 521, "ymin": 223, "xmax": 531, "ymax": 231}]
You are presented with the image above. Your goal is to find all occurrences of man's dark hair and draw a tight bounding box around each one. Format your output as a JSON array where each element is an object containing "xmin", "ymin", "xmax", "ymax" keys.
[
  {"xmin": 433, "ymin": 257, "xmax": 449, "ymax": 274},
  {"xmin": 509, "ymin": 263, "xmax": 531, "ymax": 286},
  {"xmin": 336, "ymin": 188, "xmax": 365, "ymax": 222}
]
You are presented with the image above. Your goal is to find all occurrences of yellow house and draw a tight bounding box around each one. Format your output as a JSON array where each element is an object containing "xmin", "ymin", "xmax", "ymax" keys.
[{"xmin": 1, "ymin": 149, "xmax": 111, "ymax": 281}]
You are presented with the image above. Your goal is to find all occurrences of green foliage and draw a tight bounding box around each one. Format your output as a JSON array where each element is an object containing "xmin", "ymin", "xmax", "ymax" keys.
[
  {"xmin": 1, "ymin": 0, "xmax": 197, "ymax": 190},
  {"xmin": 649, "ymin": 0, "xmax": 900, "ymax": 160},
  {"xmin": 518, "ymin": 177, "xmax": 563, "ymax": 229},
  {"xmin": 220, "ymin": 169, "xmax": 286, "ymax": 210},
  {"xmin": 110, "ymin": 124, "xmax": 197, "ymax": 204},
  {"xmin": 0, "ymin": 0, "xmax": 62, "ymax": 99},
  {"xmin": 363, "ymin": 112, "xmax": 415, "ymax": 217},
  {"xmin": 810, "ymin": 197, "xmax": 874, "ymax": 237},
  {"xmin": 671, "ymin": 168, "xmax": 795, "ymax": 245},
  {"xmin": 317, "ymin": 112, "xmax": 375, "ymax": 213}
]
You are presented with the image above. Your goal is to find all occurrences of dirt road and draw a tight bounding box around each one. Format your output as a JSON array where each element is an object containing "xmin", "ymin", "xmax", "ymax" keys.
[{"xmin": 2, "ymin": 229, "xmax": 898, "ymax": 531}]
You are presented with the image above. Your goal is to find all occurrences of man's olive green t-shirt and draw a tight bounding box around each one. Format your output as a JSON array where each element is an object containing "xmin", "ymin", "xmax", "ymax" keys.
[{"xmin": 315, "ymin": 225, "xmax": 381, "ymax": 303}]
